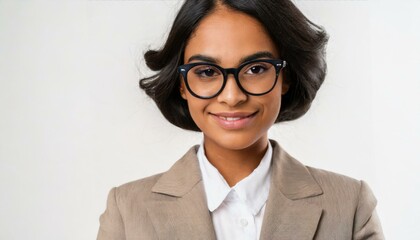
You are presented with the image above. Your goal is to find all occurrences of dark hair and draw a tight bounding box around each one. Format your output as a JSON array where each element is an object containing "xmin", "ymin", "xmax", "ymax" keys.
[{"xmin": 140, "ymin": 0, "xmax": 328, "ymax": 131}]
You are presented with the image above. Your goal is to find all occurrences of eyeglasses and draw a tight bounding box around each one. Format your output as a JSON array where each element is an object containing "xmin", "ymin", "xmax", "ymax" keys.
[{"xmin": 177, "ymin": 59, "xmax": 287, "ymax": 99}]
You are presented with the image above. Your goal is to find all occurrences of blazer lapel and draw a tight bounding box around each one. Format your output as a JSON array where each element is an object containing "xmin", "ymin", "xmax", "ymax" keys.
[
  {"xmin": 146, "ymin": 146, "xmax": 216, "ymax": 240},
  {"xmin": 260, "ymin": 140, "xmax": 324, "ymax": 240}
]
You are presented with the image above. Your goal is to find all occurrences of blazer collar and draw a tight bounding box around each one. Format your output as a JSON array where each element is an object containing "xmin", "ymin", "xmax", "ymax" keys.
[
  {"xmin": 260, "ymin": 140, "xmax": 323, "ymax": 240},
  {"xmin": 149, "ymin": 140, "xmax": 324, "ymax": 240},
  {"xmin": 269, "ymin": 139, "xmax": 323, "ymax": 200},
  {"xmin": 147, "ymin": 146, "xmax": 217, "ymax": 240},
  {"xmin": 151, "ymin": 145, "xmax": 202, "ymax": 197},
  {"xmin": 151, "ymin": 140, "xmax": 323, "ymax": 199}
]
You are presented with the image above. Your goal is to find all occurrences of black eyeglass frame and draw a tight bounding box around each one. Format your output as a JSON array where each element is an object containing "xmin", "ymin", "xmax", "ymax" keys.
[{"xmin": 177, "ymin": 59, "xmax": 287, "ymax": 99}]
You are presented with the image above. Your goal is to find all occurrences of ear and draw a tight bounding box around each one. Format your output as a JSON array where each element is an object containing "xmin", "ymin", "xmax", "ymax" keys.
[
  {"xmin": 281, "ymin": 72, "xmax": 290, "ymax": 95},
  {"xmin": 180, "ymin": 81, "xmax": 187, "ymax": 100},
  {"xmin": 281, "ymin": 82, "xmax": 290, "ymax": 95}
]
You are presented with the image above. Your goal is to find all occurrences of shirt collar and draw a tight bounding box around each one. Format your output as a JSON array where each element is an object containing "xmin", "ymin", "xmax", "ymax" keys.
[{"xmin": 197, "ymin": 141, "xmax": 273, "ymax": 216}]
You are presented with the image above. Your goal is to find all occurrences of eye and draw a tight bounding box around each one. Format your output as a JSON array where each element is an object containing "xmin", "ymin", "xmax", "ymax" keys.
[
  {"xmin": 193, "ymin": 66, "xmax": 220, "ymax": 78},
  {"xmin": 245, "ymin": 64, "xmax": 268, "ymax": 75}
]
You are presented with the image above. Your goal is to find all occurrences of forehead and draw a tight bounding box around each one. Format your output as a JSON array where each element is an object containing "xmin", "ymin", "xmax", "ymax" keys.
[{"xmin": 184, "ymin": 6, "xmax": 279, "ymax": 65}]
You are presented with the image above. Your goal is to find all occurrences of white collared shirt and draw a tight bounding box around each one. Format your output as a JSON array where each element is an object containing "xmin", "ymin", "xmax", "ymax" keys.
[{"xmin": 197, "ymin": 142, "xmax": 273, "ymax": 240}]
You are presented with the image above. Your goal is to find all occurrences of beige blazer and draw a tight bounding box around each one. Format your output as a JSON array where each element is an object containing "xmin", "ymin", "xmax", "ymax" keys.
[{"xmin": 97, "ymin": 140, "xmax": 384, "ymax": 240}]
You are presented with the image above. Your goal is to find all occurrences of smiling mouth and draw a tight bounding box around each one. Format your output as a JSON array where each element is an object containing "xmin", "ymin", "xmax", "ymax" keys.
[
  {"xmin": 215, "ymin": 113, "xmax": 256, "ymax": 121},
  {"xmin": 210, "ymin": 111, "xmax": 258, "ymax": 129}
]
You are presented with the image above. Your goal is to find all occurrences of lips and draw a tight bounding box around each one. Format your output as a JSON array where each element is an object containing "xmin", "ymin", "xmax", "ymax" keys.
[
  {"xmin": 218, "ymin": 116, "xmax": 243, "ymax": 121},
  {"xmin": 210, "ymin": 111, "xmax": 257, "ymax": 129}
]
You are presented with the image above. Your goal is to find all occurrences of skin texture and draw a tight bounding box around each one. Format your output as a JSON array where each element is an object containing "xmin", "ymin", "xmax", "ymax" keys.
[{"xmin": 181, "ymin": 6, "xmax": 288, "ymax": 186}]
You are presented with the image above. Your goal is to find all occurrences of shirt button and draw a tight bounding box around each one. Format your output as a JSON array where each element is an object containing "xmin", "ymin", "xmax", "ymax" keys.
[{"xmin": 240, "ymin": 218, "xmax": 248, "ymax": 227}]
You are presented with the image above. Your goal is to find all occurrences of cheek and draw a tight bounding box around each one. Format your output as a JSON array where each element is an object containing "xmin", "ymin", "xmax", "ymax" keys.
[
  {"xmin": 185, "ymin": 97, "xmax": 208, "ymax": 126},
  {"xmin": 263, "ymin": 86, "xmax": 283, "ymax": 121},
  {"xmin": 267, "ymin": 97, "xmax": 282, "ymax": 118}
]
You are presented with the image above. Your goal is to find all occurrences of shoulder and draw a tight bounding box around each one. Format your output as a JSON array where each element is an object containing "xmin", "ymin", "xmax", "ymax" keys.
[
  {"xmin": 303, "ymin": 167, "xmax": 383, "ymax": 238},
  {"xmin": 307, "ymin": 166, "xmax": 376, "ymax": 205},
  {"xmin": 107, "ymin": 173, "xmax": 163, "ymax": 216},
  {"xmin": 307, "ymin": 166, "xmax": 378, "ymax": 227},
  {"xmin": 306, "ymin": 166, "xmax": 377, "ymax": 209},
  {"xmin": 115, "ymin": 173, "xmax": 163, "ymax": 201},
  {"xmin": 307, "ymin": 166, "xmax": 360, "ymax": 196},
  {"xmin": 111, "ymin": 144, "xmax": 201, "ymax": 208},
  {"xmin": 271, "ymin": 139, "xmax": 375, "ymax": 205},
  {"xmin": 98, "ymin": 173, "xmax": 166, "ymax": 239}
]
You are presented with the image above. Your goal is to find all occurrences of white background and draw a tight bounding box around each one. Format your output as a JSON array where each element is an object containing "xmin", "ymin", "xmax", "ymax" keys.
[{"xmin": 0, "ymin": 0, "xmax": 419, "ymax": 239}]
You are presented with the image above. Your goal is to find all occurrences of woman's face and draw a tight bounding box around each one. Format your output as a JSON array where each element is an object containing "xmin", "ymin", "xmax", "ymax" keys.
[{"xmin": 181, "ymin": 6, "xmax": 288, "ymax": 151}]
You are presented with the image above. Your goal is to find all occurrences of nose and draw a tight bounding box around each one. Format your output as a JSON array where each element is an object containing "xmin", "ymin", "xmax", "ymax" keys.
[{"xmin": 216, "ymin": 73, "xmax": 247, "ymax": 106}]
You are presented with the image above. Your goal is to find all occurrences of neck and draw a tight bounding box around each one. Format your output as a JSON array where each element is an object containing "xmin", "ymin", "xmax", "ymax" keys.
[{"xmin": 203, "ymin": 137, "xmax": 269, "ymax": 187}]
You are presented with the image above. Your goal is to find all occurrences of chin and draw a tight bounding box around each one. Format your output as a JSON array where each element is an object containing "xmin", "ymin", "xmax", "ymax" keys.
[{"xmin": 207, "ymin": 131, "xmax": 267, "ymax": 151}]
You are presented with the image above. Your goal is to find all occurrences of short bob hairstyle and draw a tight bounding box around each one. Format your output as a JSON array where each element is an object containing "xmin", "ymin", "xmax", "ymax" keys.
[{"xmin": 140, "ymin": 0, "xmax": 328, "ymax": 131}]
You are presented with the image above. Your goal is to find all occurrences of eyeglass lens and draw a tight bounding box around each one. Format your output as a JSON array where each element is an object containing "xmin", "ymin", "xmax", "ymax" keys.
[{"xmin": 186, "ymin": 61, "xmax": 277, "ymax": 98}]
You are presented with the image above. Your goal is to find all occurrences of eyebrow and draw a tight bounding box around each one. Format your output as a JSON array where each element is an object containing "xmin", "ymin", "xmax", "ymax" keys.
[
  {"xmin": 240, "ymin": 51, "xmax": 276, "ymax": 63},
  {"xmin": 187, "ymin": 51, "xmax": 276, "ymax": 65},
  {"xmin": 187, "ymin": 54, "xmax": 217, "ymax": 64}
]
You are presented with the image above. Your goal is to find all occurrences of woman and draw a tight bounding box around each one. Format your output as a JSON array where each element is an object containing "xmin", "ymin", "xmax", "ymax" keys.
[{"xmin": 97, "ymin": 0, "xmax": 384, "ymax": 239}]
